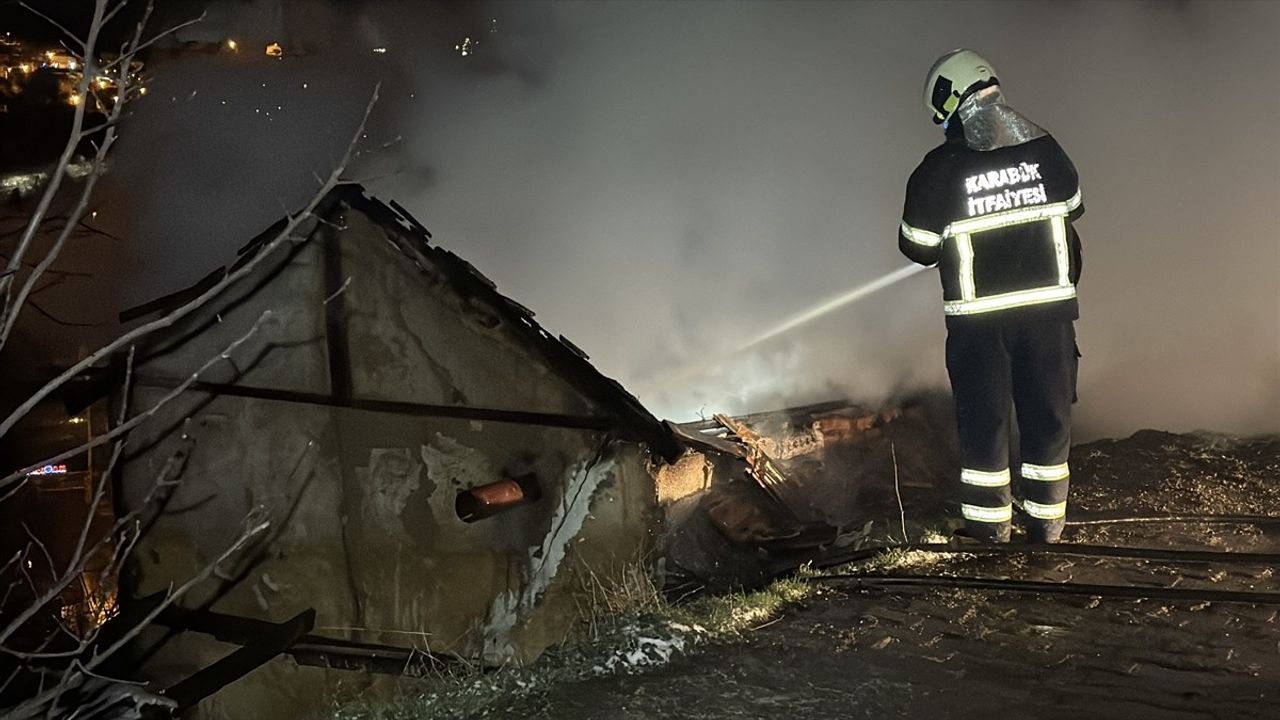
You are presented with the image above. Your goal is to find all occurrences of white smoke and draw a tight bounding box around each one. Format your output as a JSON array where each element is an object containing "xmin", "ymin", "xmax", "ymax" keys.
[
  {"xmin": 100, "ymin": 0, "xmax": 1279, "ymax": 440},
  {"xmin": 382, "ymin": 0, "xmax": 1280, "ymax": 438}
]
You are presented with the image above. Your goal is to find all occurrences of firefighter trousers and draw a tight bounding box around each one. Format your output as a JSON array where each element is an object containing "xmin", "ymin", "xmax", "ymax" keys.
[{"xmin": 946, "ymin": 318, "xmax": 1077, "ymax": 542}]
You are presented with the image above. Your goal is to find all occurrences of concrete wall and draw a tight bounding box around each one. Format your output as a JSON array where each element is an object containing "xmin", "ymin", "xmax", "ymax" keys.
[{"xmin": 119, "ymin": 200, "xmax": 662, "ymax": 717}]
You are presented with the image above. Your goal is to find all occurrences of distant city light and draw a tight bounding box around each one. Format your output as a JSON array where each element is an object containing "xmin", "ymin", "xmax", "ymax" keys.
[
  {"xmin": 68, "ymin": 416, "xmax": 85, "ymax": 424},
  {"xmin": 66, "ymin": 93, "xmax": 80, "ymax": 106},
  {"xmin": 265, "ymin": 42, "xmax": 283, "ymax": 58},
  {"xmin": 455, "ymin": 37, "xmax": 475, "ymax": 57},
  {"xmin": 27, "ymin": 464, "xmax": 68, "ymax": 477},
  {"xmin": 372, "ymin": 47, "xmax": 387, "ymax": 54},
  {"xmin": 226, "ymin": 39, "xmax": 239, "ymax": 52}
]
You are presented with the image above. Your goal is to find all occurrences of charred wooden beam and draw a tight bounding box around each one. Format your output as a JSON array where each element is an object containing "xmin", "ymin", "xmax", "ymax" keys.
[
  {"xmin": 713, "ymin": 413, "xmax": 794, "ymax": 514},
  {"xmin": 161, "ymin": 609, "xmax": 315, "ymax": 711},
  {"xmin": 132, "ymin": 378, "xmax": 626, "ymax": 433},
  {"xmin": 154, "ymin": 606, "xmax": 481, "ymax": 678}
]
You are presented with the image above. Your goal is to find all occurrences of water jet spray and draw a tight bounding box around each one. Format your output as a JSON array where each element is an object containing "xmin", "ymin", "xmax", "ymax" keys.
[{"xmin": 641, "ymin": 263, "xmax": 929, "ymax": 394}]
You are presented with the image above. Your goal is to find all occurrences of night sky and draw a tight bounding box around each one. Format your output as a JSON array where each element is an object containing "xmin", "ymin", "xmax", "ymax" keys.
[{"xmin": 6, "ymin": 0, "xmax": 1279, "ymax": 440}]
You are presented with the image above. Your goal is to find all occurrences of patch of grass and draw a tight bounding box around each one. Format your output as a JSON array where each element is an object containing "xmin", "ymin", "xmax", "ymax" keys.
[
  {"xmin": 665, "ymin": 576, "xmax": 814, "ymax": 636},
  {"xmin": 816, "ymin": 542, "xmax": 972, "ymax": 577}
]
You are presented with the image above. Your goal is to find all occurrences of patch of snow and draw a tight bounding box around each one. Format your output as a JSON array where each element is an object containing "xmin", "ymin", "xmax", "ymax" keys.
[{"xmin": 592, "ymin": 621, "xmax": 705, "ymax": 675}]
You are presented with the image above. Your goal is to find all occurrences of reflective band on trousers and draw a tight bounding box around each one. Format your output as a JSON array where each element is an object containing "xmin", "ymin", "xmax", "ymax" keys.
[
  {"xmin": 962, "ymin": 503, "xmax": 1013, "ymax": 523},
  {"xmin": 1023, "ymin": 499, "xmax": 1067, "ymax": 520},
  {"xmin": 900, "ymin": 221, "xmax": 941, "ymax": 247},
  {"xmin": 1022, "ymin": 462, "xmax": 1070, "ymax": 481},
  {"xmin": 961, "ymin": 468, "xmax": 1010, "ymax": 487},
  {"xmin": 944, "ymin": 285, "xmax": 1076, "ymax": 316}
]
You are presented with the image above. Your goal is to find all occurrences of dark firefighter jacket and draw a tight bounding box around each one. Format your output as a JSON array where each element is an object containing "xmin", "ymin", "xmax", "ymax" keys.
[{"xmin": 899, "ymin": 133, "xmax": 1083, "ymax": 325}]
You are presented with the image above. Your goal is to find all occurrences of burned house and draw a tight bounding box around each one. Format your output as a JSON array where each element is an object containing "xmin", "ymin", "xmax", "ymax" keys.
[{"xmin": 115, "ymin": 184, "xmax": 681, "ymax": 715}]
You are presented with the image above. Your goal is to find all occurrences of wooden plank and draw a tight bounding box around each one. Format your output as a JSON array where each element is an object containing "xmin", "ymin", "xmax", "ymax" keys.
[
  {"xmin": 161, "ymin": 609, "xmax": 316, "ymax": 711},
  {"xmin": 713, "ymin": 414, "xmax": 795, "ymax": 513}
]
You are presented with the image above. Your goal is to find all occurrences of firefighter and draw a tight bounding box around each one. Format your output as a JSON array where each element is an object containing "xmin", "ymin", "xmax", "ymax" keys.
[{"xmin": 898, "ymin": 49, "xmax": 1083, "ymax": 543}]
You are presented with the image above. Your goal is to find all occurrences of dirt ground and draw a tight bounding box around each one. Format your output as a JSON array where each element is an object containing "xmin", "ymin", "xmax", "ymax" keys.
[{"xmin": 517, "ymin": 431, "xmax": 1280, "ymax": 719}]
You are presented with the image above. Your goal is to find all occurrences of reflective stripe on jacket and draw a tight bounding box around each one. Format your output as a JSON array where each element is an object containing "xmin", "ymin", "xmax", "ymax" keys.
[{"xmin": 899, "ymin": 133, "xmax": 1083, "ymax": 319}]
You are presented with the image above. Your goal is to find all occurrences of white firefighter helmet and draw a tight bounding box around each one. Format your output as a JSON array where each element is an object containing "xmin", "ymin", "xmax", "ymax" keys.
[{"xmin": 924, "ymin": 49, "xmax": 999, "ymax": 125}]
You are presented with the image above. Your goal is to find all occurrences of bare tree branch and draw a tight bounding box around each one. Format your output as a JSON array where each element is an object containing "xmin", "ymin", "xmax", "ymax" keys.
[
  {"xmin": 5, "ymin": 515, "xmax": 271, "ymax": 718},
  {"xmin": 0, "ymin": 311, "xmax": 263, "ymax": 650},
  {"xmin": 101, "ymin": 0, "xmax": 133, "ymax": 27},
  {"xmin": 0, "ymin": 0, "xmax": 152, "ymax": 351},
  {"xmin": 0, "ymin": 0, "xmax": 107, "ymax": 324},
  {"xmin": 94, "ymin": 514, "xmax": 270, "ymax": 665},
  {"xmin": 20, "ymin": 523, "xmax": 58, "ymax": 584},
  {"xmin": 0, "ymin": 6, "xmax": 383, "ymax": 710},
  {"xmin": 100, "ymin": 11, "xmax": 206, "ymax": 72},
  {"xmin": 0, "ymin": 83, "xmax": 381, "ymax": 441},
  {"xmin": 24, "ymin": 299, "xmax": 105, "ymax": 328},
  {"xmin": 1, "ymin": 310, "xmax": 275, "ymax": 492}
]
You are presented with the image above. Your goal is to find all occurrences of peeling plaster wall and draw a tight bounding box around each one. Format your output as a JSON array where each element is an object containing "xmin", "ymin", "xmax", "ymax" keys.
[
  {"xmin": 118, "ymin": 201, "xmax": 662, "ymax": 718},
  {"xmin": 480, "ymin": 450, "xmax": 617, "ymax": 661}
]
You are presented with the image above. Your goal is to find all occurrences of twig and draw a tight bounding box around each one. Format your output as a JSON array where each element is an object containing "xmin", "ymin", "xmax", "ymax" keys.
[
  {"xmin": 891, "ymin": 443, "xmax": 907, "ymax": 544},
  {"xmin": 322, "ymin": 276, "xmax": 352, "ymax": 305},
  {"xmin": 1, "ymin": 548, "xmax": 26, "ymax": 577},
  {"xmin": 102, "ymin": 0, "xmax": 133, "ymax": 27},
  {"xmin": 25, "ymin": 300, "xmax": 105, "ymax": 328},
  {"xmin": 100, "ymin": 11, "xmax": 206, "ymax": 72},
  {"xmin": 116, "ymin": 345, "xmax": 135, "ymax": 425},
  {"xmin": 20, "ymin": 524, "xmax": 57, "ymax": 583},
  {"xmin": 18, "ymin": 2, "xmax": 87, "ymax": 52}
]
